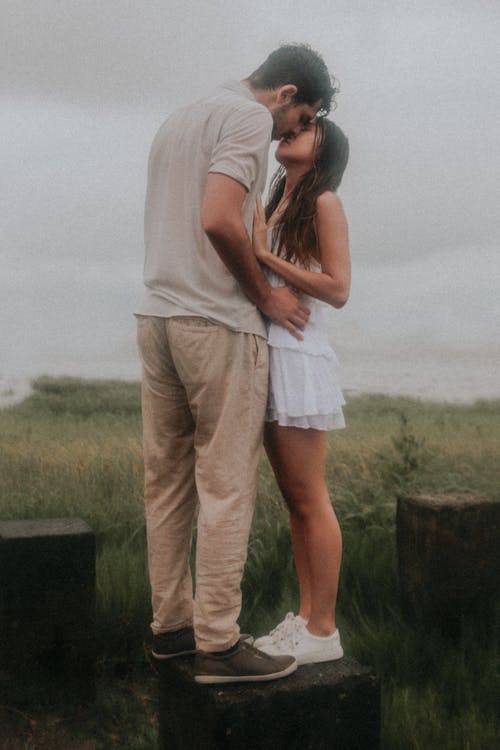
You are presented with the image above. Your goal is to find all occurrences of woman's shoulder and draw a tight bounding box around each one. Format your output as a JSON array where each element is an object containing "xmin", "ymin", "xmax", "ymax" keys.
[
  {"xmin": 315, "ymin": 190, "xmax": 346, "ymax": 222},
  {"xmin": 316, "ymin": 190, "xmax": 343, "ymax": 210}
]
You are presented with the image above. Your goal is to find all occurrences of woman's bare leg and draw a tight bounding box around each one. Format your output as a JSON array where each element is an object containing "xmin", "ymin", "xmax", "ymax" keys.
[
  {"xmin": 264, "ymin": 422, "xmax": 342, "ymax": 635},
  {"xmin": 289, "ymin": 515, "xmax": 311, "ymax": 621}
]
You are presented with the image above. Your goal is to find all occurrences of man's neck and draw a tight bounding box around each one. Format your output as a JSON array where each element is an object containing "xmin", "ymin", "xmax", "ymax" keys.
[{"xmin": 241, "ymin": 80, "xmax": 277, "ymax": 111}]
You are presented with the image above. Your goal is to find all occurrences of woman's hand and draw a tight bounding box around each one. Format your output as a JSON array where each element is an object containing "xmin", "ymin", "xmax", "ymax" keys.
[{"xmin": 252, "ymin": 196, "xmax": 271, "ymax": 262}]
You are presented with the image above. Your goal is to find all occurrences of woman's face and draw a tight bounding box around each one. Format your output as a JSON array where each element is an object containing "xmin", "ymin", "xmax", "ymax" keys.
[{"xmin": 275, "ymin": 123, "xmax": 320, "ymax": 169}]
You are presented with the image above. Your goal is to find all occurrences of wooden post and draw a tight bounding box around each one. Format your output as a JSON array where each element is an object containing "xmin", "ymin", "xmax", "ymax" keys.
[
  {"xmin": 0, "ymin": 518, "xmax": 96, "ymax": 704},
  {"xmin": 397, "ymin": 494, "xmax": 500, "ymax": 633}
]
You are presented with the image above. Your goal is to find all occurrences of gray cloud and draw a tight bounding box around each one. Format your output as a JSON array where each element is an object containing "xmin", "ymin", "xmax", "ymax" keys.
[{"xmin": 2, "ymin": 1, "xmax": 499, "ymax": 397}]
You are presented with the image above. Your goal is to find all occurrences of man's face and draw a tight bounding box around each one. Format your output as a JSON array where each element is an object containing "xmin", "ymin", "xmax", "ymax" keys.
[{"xmin": 271, "ymin": 100, "xmax": 322, "ymax": 141}]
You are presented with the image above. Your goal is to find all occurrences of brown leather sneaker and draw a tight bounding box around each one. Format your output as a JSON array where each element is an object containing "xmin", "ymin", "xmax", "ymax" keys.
[
  {"xmin": 194, "ymin": 641, "xmax": 297, "ymax": 684},
  {"xmin": 152, "ymin": 626, "xmax": 196, "ymax": 659},
  {"xmin": 152, "ymin": 628, "xmax": 254, "ymax": 660}
]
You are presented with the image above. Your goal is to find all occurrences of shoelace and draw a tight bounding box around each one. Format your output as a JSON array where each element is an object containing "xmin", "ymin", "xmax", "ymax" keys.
[
  {"xmin": 269, "ymin": 612, "xmax": 295, "ymax": 639},
  {"xmin": 241, "ymin": 641, "xmax": 275, "ymax": 662},
  {"xmin": 273, "ymin": 613, "xmax": 303, "ymax": 648}
]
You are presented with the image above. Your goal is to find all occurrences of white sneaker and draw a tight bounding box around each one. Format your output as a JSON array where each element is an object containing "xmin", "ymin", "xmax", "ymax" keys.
[
  {"xmin": 254, "ymin": 612, "xmax": 306, "ymax": 650},
  {"xmin": 259, "ymin": 621, "xmax": 344, "ymax": 665}
]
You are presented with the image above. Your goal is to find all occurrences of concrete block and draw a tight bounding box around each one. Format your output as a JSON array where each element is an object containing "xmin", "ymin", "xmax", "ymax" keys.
[
  {"xmin": 158, "ymin": 654, "xmax": 380, "ymax": 749},
  {"xmin": 0, "ymin": 518, "xmax": 96, "ymax": 704}
]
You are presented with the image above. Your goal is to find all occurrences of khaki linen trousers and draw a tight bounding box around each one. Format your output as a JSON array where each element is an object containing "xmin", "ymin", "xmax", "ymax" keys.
[{"xmin": 137, "ymin": 315, "xmax": 268, "ymax": 652}]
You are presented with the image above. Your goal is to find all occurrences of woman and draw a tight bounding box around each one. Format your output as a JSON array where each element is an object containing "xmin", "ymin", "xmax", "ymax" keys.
[{"xmin": 252, "ymin": 117, "xmax": 350, "ymax": 665}]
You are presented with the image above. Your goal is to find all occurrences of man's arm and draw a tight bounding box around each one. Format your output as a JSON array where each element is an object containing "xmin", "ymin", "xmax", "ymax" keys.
[{"xmin": 201, "ymin": 173, "xmax": 309, "ymax": 338}]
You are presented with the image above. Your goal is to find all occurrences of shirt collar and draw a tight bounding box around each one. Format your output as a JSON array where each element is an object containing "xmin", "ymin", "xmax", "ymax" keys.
[{"xmin": 218, "ymin": 80, "xmax": 256, "ymax": 101}]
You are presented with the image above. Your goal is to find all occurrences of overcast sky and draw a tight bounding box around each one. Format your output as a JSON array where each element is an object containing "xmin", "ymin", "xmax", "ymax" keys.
[{"xmin": 1, "ymin": 0, "xmax": 499, "ymax": 397}]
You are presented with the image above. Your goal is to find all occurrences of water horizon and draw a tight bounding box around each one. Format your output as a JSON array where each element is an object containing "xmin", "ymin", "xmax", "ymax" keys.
[
  {"xmin": 2, "ymin": 343, "xmax": 499, "ymax": 409},
  {"xmin": 2, "ymin": 247, "xmax": 498, "ymax": 409}
]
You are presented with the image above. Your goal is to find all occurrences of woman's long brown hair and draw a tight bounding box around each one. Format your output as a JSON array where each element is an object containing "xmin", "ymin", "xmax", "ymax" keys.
[{"xmin": 266, "ymin": 118, "xmax": 349, "ymax": 268}]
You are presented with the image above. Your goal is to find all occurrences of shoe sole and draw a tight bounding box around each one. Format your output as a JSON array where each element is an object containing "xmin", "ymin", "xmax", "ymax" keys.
[
  {"xmin": 296, "ymin": 648, "xmax": 344, "ymax": 665},
  {"xmin": 151, "ymin": 648, "xmax": 196, "ymax": 660},
  {"xmin": 194, "ymin": 660, "xmax": 297, "ymax": 684}
]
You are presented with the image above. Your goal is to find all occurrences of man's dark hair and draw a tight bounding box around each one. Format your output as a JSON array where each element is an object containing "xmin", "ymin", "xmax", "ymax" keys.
[{"xmin": 247, "ymin": 44, "xmax": 337, "ymax": 116}]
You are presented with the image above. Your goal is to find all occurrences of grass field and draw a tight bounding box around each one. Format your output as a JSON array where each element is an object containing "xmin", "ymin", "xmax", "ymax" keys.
[{"xmin": 0, "ymin": 376, "xmax": 499, "ymax": 749}]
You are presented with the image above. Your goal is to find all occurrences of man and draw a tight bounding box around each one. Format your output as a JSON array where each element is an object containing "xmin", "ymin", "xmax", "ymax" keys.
[{"xmin": 136, "ymin": 44, "xmax": 335, "ymax": 684}]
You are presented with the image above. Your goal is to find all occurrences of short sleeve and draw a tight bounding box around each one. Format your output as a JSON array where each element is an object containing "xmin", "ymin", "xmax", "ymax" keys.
[{"xmin": 209, "ymin": 106, "xmax": 272, "ymax": 191}]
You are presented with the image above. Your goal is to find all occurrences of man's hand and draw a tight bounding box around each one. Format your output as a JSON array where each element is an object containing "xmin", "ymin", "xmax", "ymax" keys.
[{"xmin": 261, "ymin": 286, "xmax": 310, "ymax": 340}]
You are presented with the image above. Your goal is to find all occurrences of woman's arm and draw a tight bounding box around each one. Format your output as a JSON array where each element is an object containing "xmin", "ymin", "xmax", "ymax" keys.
[
  {"xmin": 203, "ymin": 174, "xmax": 310, "ymax": 338},
  {"xmin": 253, "ymin": 192, "xmax": 351, "ymax": 309}
]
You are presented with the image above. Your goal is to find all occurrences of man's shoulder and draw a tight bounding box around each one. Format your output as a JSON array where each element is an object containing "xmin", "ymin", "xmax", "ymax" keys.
[
  {"xmin": 163, "ymin": 82, "xmax": 270, "ymax": 124},
  {"xmin": 151, "ymin": 82, "xmax": 271, "ymax": 151},
  {"xmin": 204, "ymin": 81, "xmax": 271, "ymax": 121}
]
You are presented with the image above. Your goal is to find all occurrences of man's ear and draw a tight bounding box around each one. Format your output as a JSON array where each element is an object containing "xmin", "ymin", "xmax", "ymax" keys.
[{"xmin": 275, "ymin": 84, "xmax": 298, "ymax": 106}]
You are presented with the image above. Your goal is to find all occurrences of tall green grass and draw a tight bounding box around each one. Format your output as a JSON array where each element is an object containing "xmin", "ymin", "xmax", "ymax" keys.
[{"xmin": 1, "ymin": 377, "xmax": 499, "ymax": 749}]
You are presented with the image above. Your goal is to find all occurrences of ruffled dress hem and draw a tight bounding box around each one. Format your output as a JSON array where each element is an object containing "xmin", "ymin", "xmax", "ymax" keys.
[
  {"xmin": 265, "ymin": 344, "xmax": 346, "ymax": 431},
  {"xmin": 265, "ymin": 409, "xmax": 346, "ymax": 430}
]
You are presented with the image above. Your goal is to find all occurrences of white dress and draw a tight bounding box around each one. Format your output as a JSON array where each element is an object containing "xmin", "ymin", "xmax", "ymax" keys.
[{"xmin": 265, "ymin": 236, "xmax": 346, "ymax": 431}]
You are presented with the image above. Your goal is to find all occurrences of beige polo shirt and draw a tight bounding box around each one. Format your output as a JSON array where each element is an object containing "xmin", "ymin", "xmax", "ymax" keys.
[{"xmin": 136, "ymin": 81, "xmax": 273, "ymax": 337}]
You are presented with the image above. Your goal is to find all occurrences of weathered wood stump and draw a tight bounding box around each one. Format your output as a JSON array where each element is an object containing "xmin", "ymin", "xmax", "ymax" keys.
[
  {"xmin": 397, "ymin": 494, "xmax": 500, "ymax": 633},
  {"xmin": 0, "ymin": 518, "xmax": 96, "ymax": 704},
  {"xmin": 157, "ymin": 654, "xmax": 380, "ymax": 749}
]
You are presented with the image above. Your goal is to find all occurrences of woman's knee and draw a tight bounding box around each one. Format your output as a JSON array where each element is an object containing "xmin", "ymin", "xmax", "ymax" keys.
[
  {"xmin": 280, "ymin": 483, "xmax": 315, "ymax": 518},
  {"xmin": 281, "ymin": 479, "xmax": 333, "ymax": 518}
]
